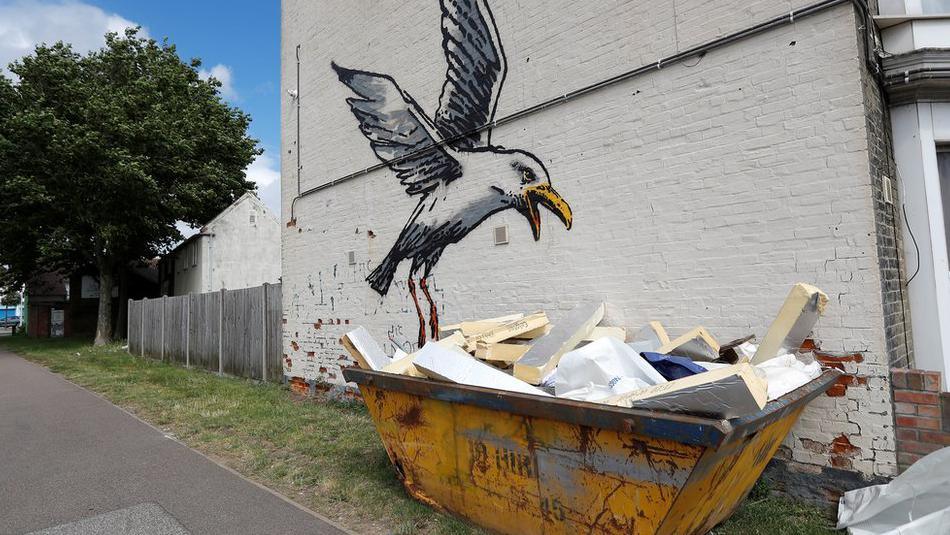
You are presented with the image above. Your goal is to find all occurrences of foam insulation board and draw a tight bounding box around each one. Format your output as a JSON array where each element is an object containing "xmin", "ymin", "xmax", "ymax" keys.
[
  {"xmin": 514, "ymin": 302, "xmax": 605, "ymax": 384},
  {"xmin": 414, "ymin": 342, "xmax": 550, "ymax": 396},
  {"xmin": 752, "ymin": 283, "xmax": 828, "ymax": 365},
  {"xmin": 463, "ymin": 312, "xmax": 548, "ymax": 351},
  {"xmin": 628, "ymin": 321, "xmax": 670, "ymax": 354},
  {"xmin": 602, "ymin": 363, "xmax": 768, "ymax": 419},
  {"xmin": 657, "ymin": 327, "xmax": 720, "ymax": 362},
  {"xmin": 474, "ymin": 342, "xmax": 531, "ymax": 363},
  {"xmin": 340, "ymin": 327, "xmax": 391, "ymax": 371}
]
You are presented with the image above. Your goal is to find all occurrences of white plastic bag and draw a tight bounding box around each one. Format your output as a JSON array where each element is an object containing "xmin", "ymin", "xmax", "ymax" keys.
[
  {"xmin": 553, "ymin": 337, "xmax": 666, "ymax": 401},
  {"xmin": 756, "ymin": 354, "xmax": 821, "ymax": 401},
  {"xmin": 838, "ymin": 446, "xmax": 950, "ymax": 534}
]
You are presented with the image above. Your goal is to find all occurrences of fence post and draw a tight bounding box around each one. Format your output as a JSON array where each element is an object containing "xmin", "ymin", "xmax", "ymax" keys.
[
  {"xmin": 127, "ymin": 298, "xmax": 132, "ymax": 348},
  {"xmin": 218, "ymin": 288, "xmax": 225, "ymax": 376},
  {"xmin": 141, "ymin": 297, "xmax": 147, "ymax": 357},
  {"xmin": 261, "ymin": 283, "xmax": 268, "ymax": 382},
  {"xmin": 161, "ymin": 295, "xmax": 167, "ymax": 362},
  {"xmin": 185, "ymin": 295, "xmax": 190, "ymax": 368}
]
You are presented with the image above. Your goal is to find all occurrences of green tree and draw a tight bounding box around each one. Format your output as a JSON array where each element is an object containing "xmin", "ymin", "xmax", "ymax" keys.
[{"xmin": 0, "ymin": 28, "xmax": 259, "ymax": 344}]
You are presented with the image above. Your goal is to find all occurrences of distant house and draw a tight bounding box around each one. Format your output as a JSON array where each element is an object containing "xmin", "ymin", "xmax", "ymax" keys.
[
  {"xmin": 159, "ymin": 193, "xmax": 280, "ymax": 296},
  {"xmin": 24, "ymin": 263, "xmax": 159, "ymax": 338}
]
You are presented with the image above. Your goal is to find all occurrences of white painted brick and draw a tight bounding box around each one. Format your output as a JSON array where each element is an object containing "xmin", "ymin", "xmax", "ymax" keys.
[{"xmin": 281, "ymin": 0, "xmax": 896, "ymax": 477}]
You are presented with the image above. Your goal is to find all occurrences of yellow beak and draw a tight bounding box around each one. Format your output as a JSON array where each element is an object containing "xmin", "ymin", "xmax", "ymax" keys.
[{"xmin": 523, "ymin": 183, "xmax": 573, "ymax": 240}]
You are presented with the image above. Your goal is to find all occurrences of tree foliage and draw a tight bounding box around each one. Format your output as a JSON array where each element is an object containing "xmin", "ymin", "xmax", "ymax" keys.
[{"xmin": 0, "ymin": 28, "xmax": 259, "ymax": 343}]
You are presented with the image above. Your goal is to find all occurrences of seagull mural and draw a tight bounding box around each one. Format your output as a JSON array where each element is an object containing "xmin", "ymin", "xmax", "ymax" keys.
[{"xmin": 332, "ymin": 0, "xmax": 573, "ymax": 347}]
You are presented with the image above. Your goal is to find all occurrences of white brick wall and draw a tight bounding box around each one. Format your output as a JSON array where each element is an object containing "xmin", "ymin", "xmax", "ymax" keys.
[{"xmin": 281, "ymin": 0, "xmax": 896, "ymax": 477}]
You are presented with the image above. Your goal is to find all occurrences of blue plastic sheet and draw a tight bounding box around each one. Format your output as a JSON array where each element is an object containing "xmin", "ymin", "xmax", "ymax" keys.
[{"xmin": 640, "ymin": 352, "xmax": 707, "ymax": 381}]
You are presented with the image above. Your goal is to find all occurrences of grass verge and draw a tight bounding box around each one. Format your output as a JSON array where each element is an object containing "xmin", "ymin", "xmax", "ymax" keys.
[{"xmin": 0, "ymin": 336, "xmax": 839, "ymax": 534}]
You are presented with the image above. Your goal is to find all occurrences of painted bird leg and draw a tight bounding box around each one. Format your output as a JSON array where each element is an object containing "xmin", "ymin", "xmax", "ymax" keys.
[
  {"xmin": 419, "ymin": 277, "xmax": 440, "ymax": 341},
  {"xmin": 407, "ymin": 277, "xmax": 427, "ymax": 348}
]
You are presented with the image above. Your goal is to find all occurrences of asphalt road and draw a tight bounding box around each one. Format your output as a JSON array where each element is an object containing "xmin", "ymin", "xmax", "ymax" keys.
[{"xmin": 0, "ymin": 348, "xmax": 350, "ymax": 535}]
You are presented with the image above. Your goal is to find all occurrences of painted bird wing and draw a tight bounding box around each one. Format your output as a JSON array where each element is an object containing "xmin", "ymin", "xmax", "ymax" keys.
[
  {"xmin": 435, "ymin": 0, "xmax": 507, "ymax": 150},
  {"xmin": 333, "ymin": 63, "xmax": 462, "ymax": 196}
]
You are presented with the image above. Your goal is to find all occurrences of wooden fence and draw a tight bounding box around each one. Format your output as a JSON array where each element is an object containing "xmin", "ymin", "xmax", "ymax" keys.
[{"xmin": 127, "ymin": 283, "xmax": 282, "ymax": 382}]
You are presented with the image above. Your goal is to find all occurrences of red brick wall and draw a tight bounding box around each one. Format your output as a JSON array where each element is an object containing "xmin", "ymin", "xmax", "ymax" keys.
[{"xmin": 891, "ymin": 368, "xmax": 950, "ymax": 470}]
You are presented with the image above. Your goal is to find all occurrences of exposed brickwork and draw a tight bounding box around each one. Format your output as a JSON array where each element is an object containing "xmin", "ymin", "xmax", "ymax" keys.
[
  {"xmin": 282, "ymin": 0, "xmax": 898, "ymax": 480},
  {"xmin": 855, "ymin": 13, "xmax": 913, "ymax": 369},
  {"xmin": 891, "ymin": 368, "xmax": 949, "ymax": 470}
]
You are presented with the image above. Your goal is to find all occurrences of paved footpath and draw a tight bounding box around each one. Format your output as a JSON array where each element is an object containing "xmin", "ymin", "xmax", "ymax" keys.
[{"xmin": 0, "ymin": 349, "xmax": 349, "ymax": 535}]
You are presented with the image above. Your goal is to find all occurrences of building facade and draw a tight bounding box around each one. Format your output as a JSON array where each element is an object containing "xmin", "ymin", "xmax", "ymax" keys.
[
  {"xmin": 281, "ymin": 0, "xmax": 950, "ymax": 498},
  {"xmin": 159, "ymin": 193, "xmax": 281, "ymax": 296}
]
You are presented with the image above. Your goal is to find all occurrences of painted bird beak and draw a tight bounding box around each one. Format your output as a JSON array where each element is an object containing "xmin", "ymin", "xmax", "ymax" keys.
[{"xmin": 523, "ymin": 183, "xmax": 573, "ymax": 240}]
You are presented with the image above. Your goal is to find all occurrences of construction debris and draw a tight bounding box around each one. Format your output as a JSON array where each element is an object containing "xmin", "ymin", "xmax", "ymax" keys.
[
  {"xmin": 413, "ymin": 342, "xmax": 550, "ymax": 396},
  {"xmin": 341, "ymin": 326, "xmax": 392, "ymax": 371},
  {"xmin": 717, "ymin": 334, "xmax": 755, "ymax": 364},
  {"xmin": 757, "ymin": 353, "xmax": 821, "ymax": 401},
  {"xmin": 837, "ymin": 446, "xmax": 950, "ymax": 534},
  {"xmin": 553, "ymin": 337, "xmax": 666, "ymax": 401},
  {"xmin": 585, "ymin": 326, "xmax": 626, "ymax": 342},
  {"xmin": 602, "ymin": 362, "xmax": 769, "ymax": 419},
  {"xmin": 640, "ymin": 352, "xmax": 707, "ymax": 380},
  {"xmin": 752, "ymin": 283, "xmax": 829, "ymax": 364},
  {"xmin": 656, "ymin": 326, "xmax": 720, "ymax": 362},
  {"xmin": 343, "ymin": 283, "xmax": 830, "ymax": 421},
  {"xmin": 440, "ymin": 313, "xmax": 525, "ymax": 337},
  {"xmin": 474, "ymin": 341, "xmax": 530, "ymax": 363},
  {"xmin": 382, "ymin": 353, "xmax": 426, "ymax": 378},
  {"xmin": 627, "ymin": 321, "xmax": 670, "ymax": 354},
  {"xmin": 463, "ymin": 312, "xmax": 548, "ymax": 352},
  {"xmin": 514, "ymin": 302, "xmax": 605, "ymax": 384}
]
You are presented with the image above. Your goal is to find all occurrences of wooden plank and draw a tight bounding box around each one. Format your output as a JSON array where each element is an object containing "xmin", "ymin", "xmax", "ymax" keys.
[
  {"xmin": 127, "ymin": 300, "xmax": 140, "ymax": 355},
  {"xmin": 462, "ymin": 312, "xmax": 548, "ymax": 352},
  {"xmin": 513, "ymin": 302, "xmax": 604, "ymax": 385},
  {"xmin": 474, "ymin": 342, "xmax": 531, "ymax": 363},
  {"xmin": 601, "ymin": 363, "xmax": 768, "ymax": 419},
  {"xmin": 266, "ymin": 284, "xmax": 283, "ymax": 381}
]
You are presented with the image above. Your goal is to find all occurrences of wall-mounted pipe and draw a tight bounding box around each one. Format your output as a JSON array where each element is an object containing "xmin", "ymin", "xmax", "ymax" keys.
[{"xmin": 288, "ymin": 0, "xmax": 879, "ymax": 221}]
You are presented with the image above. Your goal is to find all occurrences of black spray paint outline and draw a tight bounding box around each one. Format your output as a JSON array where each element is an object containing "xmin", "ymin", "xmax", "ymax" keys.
[{"xmin": 332, "ymin": 0, "xmax": 573, "ymax": 347}]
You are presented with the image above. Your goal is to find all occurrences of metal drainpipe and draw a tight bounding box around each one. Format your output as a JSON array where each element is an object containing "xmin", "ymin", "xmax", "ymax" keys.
[{"xmin": 286, "ymin": 0, "xmax": 879, "ymax": 222}]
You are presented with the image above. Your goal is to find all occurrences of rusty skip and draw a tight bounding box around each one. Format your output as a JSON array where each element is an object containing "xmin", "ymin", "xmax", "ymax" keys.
[{"xmin": 344, "ymin": 368, "xmax": 839, "ymax": 534}]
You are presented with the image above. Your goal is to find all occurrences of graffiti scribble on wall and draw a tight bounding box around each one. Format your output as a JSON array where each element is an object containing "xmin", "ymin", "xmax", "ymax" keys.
[{"xmin": 332, "ymin": 0, "xmax": 573, "ymax": 347}]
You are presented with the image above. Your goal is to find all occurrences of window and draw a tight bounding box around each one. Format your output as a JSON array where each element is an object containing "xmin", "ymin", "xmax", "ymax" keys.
[
  {"xmin": 249, "ymin": 212, "xmax": 257, "ymax": 224},
  {"xmin": 921, "ymin": 0, "xmax": 950, "ymax": 14},
  {"xmin": 938, "ymin": 146, "xmax": 950, "ymax": 266},
  {"xmin": 191, "ymin": 242, "xmax": 198, "ymax": 267}
]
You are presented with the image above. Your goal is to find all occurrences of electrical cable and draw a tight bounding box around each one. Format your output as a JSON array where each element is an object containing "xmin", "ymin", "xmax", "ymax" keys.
[{"xmin": 902, "ymin": 201, "xmax": 922, "ymax": 285}]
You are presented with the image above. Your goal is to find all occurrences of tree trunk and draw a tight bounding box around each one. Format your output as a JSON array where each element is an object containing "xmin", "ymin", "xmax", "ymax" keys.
[
  {"xmin": 93, "ymin": 258, "xmax": 115, "ymax": 346},
  {"xmin": 114, "ymin": 267, "xmax": 129, "ymax": 340}
]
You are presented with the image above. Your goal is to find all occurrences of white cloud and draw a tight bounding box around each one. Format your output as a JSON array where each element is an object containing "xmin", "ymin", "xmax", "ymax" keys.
[
  {"xmin": 198, "ymin": 63, "xmax": 238, "ymax": 102},
  {"xmin": 0, "ymin": 0, "xmax": 144, "ymax": 76},
  {"xmin": 246, "ymin": 150, "xmax": 281, "ymax": 216}
]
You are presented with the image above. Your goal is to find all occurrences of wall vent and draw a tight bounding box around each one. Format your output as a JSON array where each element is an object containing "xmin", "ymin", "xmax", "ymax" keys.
[
  {"xmin": 347, "ymin": 251, "xmax": 356, "ymax": 265},
  {"xmin": 493, "ymin": 225, "xmax": 509, "ymax": 245},
  {"xmin": 882, "ymin": 175, "xmax": 894, "ymax": 205}
]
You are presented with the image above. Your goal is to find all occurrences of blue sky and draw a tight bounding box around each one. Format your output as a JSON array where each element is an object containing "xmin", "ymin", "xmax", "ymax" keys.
[{"xmin": 0, "ymin": 0, "xmax": 282, "ymax": 216}]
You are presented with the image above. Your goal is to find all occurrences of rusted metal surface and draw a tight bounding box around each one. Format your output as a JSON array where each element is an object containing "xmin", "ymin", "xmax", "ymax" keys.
[{"xmin": 344, "ymin": 368, "xmax": 840, "ymax": 534}]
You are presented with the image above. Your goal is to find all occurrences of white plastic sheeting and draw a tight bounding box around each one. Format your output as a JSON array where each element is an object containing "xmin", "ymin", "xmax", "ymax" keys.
[
  {"xmin": 553, "ymin": 337, "xmax": 666, "ymax": 401},
  {"xmin": 757, "ymin": 354, "xmax": 821, "ymax": 401},
  {"xmin": 837, "ymin": 446, "xmax": 950, "ymax": 534}
]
